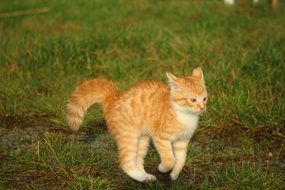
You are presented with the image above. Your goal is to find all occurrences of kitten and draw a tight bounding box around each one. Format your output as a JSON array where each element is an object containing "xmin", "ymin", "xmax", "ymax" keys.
[{"xmin": 67, "ymin": 67, "xmax": 208, "ymax": 182}]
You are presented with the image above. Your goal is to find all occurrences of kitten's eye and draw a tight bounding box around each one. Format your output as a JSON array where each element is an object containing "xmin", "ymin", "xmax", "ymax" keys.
[
  {"xmin": 203, "ymin": 97, "xmax": 208, "ymax": 102},
  {"xmin": 189, "ymin": 98, "xmax": 197, "ymax": 103}
]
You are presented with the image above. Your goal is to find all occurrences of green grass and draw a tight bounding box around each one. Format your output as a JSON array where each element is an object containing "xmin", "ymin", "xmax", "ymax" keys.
[{"xmin": 0, "ymin": 0, "xmax": 285, "ymax": 189}]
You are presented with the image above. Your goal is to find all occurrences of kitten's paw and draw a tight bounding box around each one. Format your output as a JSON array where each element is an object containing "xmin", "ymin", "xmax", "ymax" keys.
[
  {"xmin": 128, "ymin": 170, "xmax": 156, "ymax": 182},
  {"xmin": 158, "ymin": 163, "xmax": 172, "ymax": 173},
  {"xmin": 170, "ymin": 171, "xmax": 179, "ymax": 180},
  {"xmin": 141, "ymin": 173, "xmax": 157, "ymax": 182}
]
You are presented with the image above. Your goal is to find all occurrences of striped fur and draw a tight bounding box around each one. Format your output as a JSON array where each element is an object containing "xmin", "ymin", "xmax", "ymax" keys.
[
  {"xmin": 67, "ymin": 78, "xmax": 116, "ymax": 131},
  {"xmin": 67, "ymin": 67, "xmax": 208, "ymax": 182}
]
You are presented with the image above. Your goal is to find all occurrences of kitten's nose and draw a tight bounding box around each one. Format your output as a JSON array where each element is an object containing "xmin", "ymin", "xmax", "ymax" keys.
[{"xmin": 199, "ymin": 105, "xmax": 205, "ymax": 111}]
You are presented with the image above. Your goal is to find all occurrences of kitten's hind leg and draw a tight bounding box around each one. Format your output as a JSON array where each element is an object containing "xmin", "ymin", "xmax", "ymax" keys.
[
  {"xmin": 136, "ymin": 135, "xmax": 150, "ymax": 172},
  {"xmin": 153, "ymin": 138, "xmax": 175, "ymax": 173},
  {"xmin": 118, "ymin": 132, "xmax": 156, "ymax": 182}
]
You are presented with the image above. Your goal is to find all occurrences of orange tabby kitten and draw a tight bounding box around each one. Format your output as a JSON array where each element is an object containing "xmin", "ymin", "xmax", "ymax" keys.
[{"xmin": 67, "ymin": 67, "xmax": 208, "ymax": 182}]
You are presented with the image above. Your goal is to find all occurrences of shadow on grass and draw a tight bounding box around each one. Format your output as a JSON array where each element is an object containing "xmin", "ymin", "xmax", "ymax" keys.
[{"xmin": 83, "ymin": 121, "xmax": 108, "ymax": 144}]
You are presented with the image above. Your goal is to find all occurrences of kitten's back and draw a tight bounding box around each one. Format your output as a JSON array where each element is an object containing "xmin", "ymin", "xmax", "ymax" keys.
[{"xmin": 105, "ymin": 81, "xmax": 170, "ymax": 132}]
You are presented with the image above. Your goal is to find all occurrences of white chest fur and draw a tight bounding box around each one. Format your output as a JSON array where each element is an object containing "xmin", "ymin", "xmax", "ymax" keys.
[{"xmin": 171, "ymin": 101, "xmax": 200, "ymax": 141}]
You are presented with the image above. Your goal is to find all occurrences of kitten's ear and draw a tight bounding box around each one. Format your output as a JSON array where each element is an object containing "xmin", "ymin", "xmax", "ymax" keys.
[
  {"xmin": 166, "ymin": 71, "xmax": 178, "ymax": 81},
  {"xmin": 166, "ymin": 72, "xmax": 182, "ymax": 91},
  {"xmin": 192, "ymin": 67, "xmax": 203, "ymax": 77},
  {"xmin": 192, "ymin": 67, "xmax": 205, "ymax": 84}
]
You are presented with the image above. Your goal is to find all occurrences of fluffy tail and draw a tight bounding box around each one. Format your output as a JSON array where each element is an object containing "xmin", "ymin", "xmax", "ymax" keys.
[{"xmin": 67, "ymin": 78, "xmax": 116, "ymax": 131}]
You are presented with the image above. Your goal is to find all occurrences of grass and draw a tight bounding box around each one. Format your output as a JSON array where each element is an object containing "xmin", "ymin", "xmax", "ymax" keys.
[{"xmin": 0, "ymin": 0, "xmax": 284, "ymax": 189}]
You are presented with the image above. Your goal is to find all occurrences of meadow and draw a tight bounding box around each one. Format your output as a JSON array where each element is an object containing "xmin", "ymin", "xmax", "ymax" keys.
[{"xmin": 0, "ymin": 0, "xmax": 284, "ymax": 189}]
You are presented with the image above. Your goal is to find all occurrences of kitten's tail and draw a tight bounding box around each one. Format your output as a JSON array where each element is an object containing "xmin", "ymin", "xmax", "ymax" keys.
[{"xmin": 67, "ymin": 78, "xmax": 116, "ymax": 131}]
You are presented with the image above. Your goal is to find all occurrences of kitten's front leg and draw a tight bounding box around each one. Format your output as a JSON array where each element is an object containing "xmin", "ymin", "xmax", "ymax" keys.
[
  {"xmin": 153, "ymin": 138, "xmax": 175, "ymax": 173},
  {"xmin": 170, "ymin": 140, "xmax": 189, "ymax": 180}
]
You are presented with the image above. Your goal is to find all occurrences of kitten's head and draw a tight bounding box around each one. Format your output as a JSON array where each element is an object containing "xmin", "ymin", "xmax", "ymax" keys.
[{"xmin": 166, "ymin": 67, "xmax": 208, "ymax": 115}]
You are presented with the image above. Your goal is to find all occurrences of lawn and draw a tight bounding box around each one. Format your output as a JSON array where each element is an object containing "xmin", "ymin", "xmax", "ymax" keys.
[{"xmin": 0, "ymin": 0, "xmax": 284, "ymax": 189}]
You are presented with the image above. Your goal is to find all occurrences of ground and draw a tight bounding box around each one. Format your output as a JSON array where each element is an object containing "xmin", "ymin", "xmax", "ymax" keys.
[{"xmin": 0, "ymin": 0, "xmax": 284, "ymax": 189}]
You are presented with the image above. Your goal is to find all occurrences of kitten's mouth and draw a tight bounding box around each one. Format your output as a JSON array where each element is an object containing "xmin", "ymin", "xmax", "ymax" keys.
[
  {"xmin": 195, "ymin": 108, "xmax": 206, "ymax": 114},
  {"xmin": 185, "ymin": 109, "xmax": 204, "ymax": 115}
]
